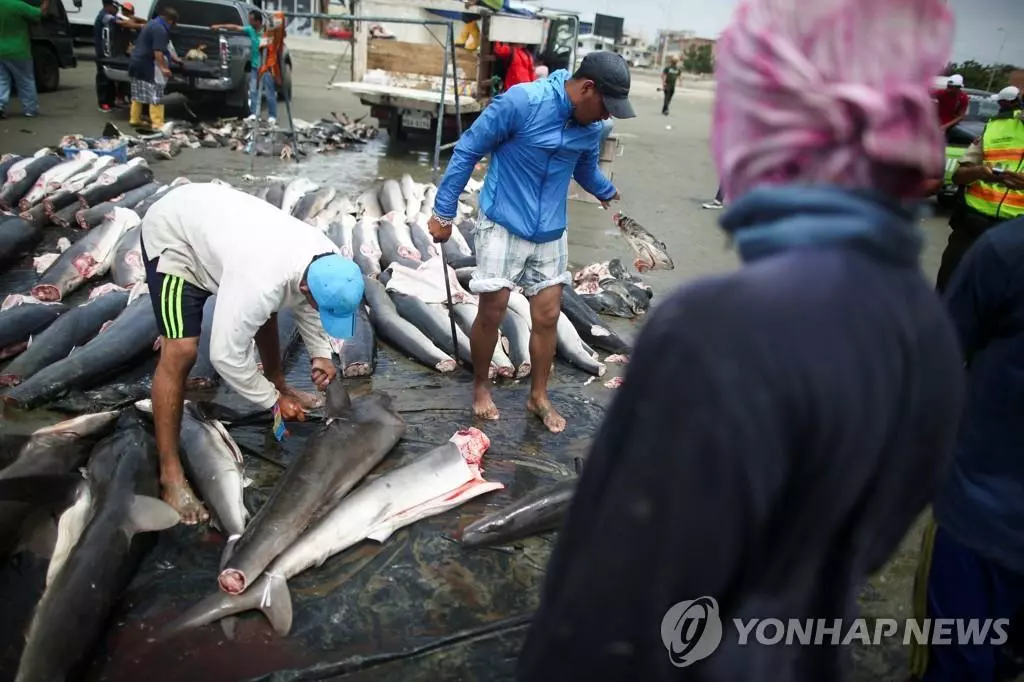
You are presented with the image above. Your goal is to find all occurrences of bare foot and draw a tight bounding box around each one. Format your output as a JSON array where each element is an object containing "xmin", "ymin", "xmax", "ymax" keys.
[
  {"xmin": 162, "ymin": 480, "xmax": 209, "ymax": 525},
  {"xmin": 472, "ymin": 384, "xmax": 500, "ymax": 421},
  {"xmin": 527, "ymin": 396, "xmax": 566, "ymax": 433}
]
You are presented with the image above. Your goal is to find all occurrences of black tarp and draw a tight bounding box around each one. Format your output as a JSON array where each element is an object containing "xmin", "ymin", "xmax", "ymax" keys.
[{"xmin": 0, "ymin": 342, "xmax": 605, "ymax": 682}]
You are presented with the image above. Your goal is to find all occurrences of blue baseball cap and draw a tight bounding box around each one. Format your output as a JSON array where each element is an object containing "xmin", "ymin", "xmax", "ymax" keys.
[{"xmin": 305, "ymin": 254, "xmax": 364, "ymax": 339}]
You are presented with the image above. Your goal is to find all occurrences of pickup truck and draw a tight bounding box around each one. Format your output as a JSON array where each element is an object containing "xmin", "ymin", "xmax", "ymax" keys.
[{"xmin": 100, "ymin": 0, "xmax": 292, "ymax": 116}]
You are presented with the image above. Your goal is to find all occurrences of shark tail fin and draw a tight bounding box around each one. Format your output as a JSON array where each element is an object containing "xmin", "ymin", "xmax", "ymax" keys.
[{"xmin": 158, "ymin": 574, "xmax": 293, "ymax": 641}]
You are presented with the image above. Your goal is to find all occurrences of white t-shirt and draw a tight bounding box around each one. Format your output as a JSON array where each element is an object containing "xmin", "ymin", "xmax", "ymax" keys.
[{"xmin": 141, "ymin": 183, "xmax": 341, "ymax": 409}]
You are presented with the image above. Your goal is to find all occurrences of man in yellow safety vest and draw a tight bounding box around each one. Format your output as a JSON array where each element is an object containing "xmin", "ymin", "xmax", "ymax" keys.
[{"xmin": 936, "ymin": 85, "xmax": 1024, "ymax": 292}]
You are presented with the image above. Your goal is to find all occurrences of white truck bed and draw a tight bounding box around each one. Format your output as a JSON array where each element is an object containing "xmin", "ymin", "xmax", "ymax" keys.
[{"xmin": 330, "ymin": 80, "xmax": 484, "ymax": 115}]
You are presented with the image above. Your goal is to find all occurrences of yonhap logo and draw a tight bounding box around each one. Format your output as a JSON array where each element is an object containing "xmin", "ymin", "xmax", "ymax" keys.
[{"xmin": 660, "ymin": 596, "xmax": 723, "ymax": 667}]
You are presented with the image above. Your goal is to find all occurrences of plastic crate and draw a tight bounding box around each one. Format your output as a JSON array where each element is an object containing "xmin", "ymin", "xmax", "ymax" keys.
[{"xmin": 64, "ymin": 139, "xmax": 128, "ymax": 164}]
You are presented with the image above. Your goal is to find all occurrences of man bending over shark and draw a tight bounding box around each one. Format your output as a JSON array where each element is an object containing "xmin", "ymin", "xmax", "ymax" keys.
[{"xmin": 141, "ymin": 182, "xmax": 364, "ymax": 523}]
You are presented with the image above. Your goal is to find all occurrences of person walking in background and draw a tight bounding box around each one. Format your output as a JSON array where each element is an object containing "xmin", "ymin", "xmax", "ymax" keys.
[
  {"xmin": 935, "ymin": 86, "xmax": 1024, "ymax": 293},
  {"xmin": 702, "ymin": 184, "xmax": 724, "ymax": 209},
  {"xmin": 907, "ymin": 214, "xmax": 1024, "ymax": 682},
  {"xmin": 428, "ymin": 52, "xmax": 634, "ymax": 433},
  {"xmin": 211, "ymin": 11, "xmax": 276, "ymax": 124},
  {"xmin": 517, "ymin": 0, "xmax": 965, "ymax": 680},
  {"xmin": 127, "ymin": 5, "xmax": 176, "ymax": 129},
  {"xmin": 492, "ymin": 41, "xmax": 535, "ymax": 90},
  {"xmin": 0, "ymin": 0, "xmax": 50, "ymax": 118},
  {"xmin": 661, "ymin": 56, "xmax": 681, "ymax": 115}
]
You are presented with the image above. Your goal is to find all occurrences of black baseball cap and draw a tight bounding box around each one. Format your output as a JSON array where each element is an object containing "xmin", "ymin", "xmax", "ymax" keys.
[{"xmin": 577, "ymin": 51, "xmax": 635, "ymax": 119}]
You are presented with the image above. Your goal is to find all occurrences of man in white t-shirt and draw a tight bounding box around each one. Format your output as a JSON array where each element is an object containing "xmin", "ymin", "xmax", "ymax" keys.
[{"xmin": 140, "ymin": 182, "xmax": 365, "ymax": 523}]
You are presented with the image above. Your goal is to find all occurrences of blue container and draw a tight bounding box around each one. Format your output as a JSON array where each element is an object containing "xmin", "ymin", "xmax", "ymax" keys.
[{"xmin": 64, "ymin": 138, "xmax": 128, "ymax": 164}]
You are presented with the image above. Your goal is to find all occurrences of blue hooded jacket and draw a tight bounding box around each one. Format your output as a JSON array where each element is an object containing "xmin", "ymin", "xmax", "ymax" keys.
[{"xmin": 433, "ymin": 70, "xmax": 617, "ymax": 244}]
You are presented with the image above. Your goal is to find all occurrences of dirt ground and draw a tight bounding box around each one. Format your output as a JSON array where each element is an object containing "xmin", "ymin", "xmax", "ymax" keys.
[{"xmin": 0, "ymin": 50, "xmax": 956, "ymax": 681}]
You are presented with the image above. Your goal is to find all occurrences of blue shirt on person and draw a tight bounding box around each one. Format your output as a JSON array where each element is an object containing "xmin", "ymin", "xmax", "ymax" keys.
[
  {"xmin": 93, "ymin": 8, "xmax": 117, "ymax": 58},
  {"xmin": 128, "ymin": 16, "xmax": 170, "ymax": 82},
  {"xmin": 433, "ymin": 69, "xmax": 616, "ymax": 244}
]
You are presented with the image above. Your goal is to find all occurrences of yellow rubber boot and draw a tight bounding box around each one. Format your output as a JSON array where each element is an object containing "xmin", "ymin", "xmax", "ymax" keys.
[
  {"xmin": 129, "ymin": 101, "xmax": 144, "ymax": 126},
  {"xmin": 457, "ymin": 20, "xmax": 479, "ymax": 50},
  {"xmin": 149, "ymin": 103, "xmax": 165, "ymax": 129}
]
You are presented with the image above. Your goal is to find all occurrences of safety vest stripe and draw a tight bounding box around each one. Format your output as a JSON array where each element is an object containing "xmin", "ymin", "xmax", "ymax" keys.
[
  {"xmin": 966, "ymin": 185, "xmax": 1024, "ymax": 210},
  {"xmin": 983, "ymin": 149, "xmax": 1024, "ymax": 163}
]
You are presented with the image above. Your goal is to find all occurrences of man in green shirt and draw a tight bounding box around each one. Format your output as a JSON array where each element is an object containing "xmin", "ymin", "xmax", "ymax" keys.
[
  {"xmin": 211, "ymin": 10, "xmax": 276, "ymax": 123},
  {"xmin": 0, "ymin": 0, "xmax": 50, "ymax": 117},
  {"xmin": 661, "ymin": 56, "xmax": 681, "ymax": 116}
]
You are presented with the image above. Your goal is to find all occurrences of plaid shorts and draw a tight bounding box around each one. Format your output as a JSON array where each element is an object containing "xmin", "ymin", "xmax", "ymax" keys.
[
  {"xmin": 470, "ymin": 213, "xmax": 571, "ymax": 297},
  {"xmin": 130, "ymin": 78, "xmax": 165, "ymax": 105}
]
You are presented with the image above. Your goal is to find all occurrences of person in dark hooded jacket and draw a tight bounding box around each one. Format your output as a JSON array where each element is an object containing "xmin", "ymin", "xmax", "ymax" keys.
[{"xmin": 517, "ymin": 0, "xmax": 966, "ymax": 680}]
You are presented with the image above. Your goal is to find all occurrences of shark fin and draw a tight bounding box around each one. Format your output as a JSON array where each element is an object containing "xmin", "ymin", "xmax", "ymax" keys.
[
  {"xmin": 158, "ymin": 574, "xmax": 293, "ymax": 641},
  {"xmin": 221, "ymin": 616, "xmax": 238, "ymax": 640},
  {"xmin": 323, "ymin": 379, "xmax": 352, "ymax": 418},
  {"xmin": 126, "ymin": 495, "xmax": 180, "ymax": 534}
]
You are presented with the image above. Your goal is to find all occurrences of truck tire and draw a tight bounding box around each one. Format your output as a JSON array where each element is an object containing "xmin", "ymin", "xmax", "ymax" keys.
[
  {"xmin": 277, "ymin": 59, "xmax": 292, "ymax": 101},
  {"xmin": 32, "ymin": 45, "xmax": 60, "ymax": 93}
]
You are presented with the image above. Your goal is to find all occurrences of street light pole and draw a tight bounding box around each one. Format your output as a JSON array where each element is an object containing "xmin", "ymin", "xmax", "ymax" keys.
[{"xmin": 986, "ymin": 27, "xmax": 1008, "ymax": 92}]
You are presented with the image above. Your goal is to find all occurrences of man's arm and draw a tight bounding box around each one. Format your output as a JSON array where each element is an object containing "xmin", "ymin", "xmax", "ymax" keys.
[
  {"xmin": 661, "ymin": 67, "xmax": 667, "ymax": 88},
  {"xmin": 951, "ymin": 138, "xmax": 987, "ymax": 185},
  {"xmin": 572, "ymin": 136, "xmax": 616, "ymax": 202},
  {"xmin": 210, "ymin": 23, "xmax": 244, "ymax": 30},
  {"xmin": 209, "ymin": 279, "xmax": 283, "ymax": 409},
  {"xmin": 292, "ymin": 299, "xmax": 334, "ymax": 362},
  {"xmin": 943, "ymin": 231, "xmax": 1010, "ymax": 363},
  {"xmin": 432, "ymin": 87, "xmax": 529, "ymax": 219}
]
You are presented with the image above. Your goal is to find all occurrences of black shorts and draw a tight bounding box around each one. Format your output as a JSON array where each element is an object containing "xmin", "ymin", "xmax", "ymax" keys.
[{"xmin": 141, "ymin": 237, "xmax": 211, "ymax": 340}]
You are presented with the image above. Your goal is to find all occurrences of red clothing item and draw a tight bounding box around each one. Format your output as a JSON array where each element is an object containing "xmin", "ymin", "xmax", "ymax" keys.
[
  {"xmin": 493, "ymin": 42, "xmax": 535, "ymax": 90},
  {"xmin": 932, "ymin": 87, "xmax": 969, "ymax": 126}
]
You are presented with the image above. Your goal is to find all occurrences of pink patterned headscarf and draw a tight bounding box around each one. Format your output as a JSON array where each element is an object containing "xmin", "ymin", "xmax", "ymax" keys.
[{"xmin": 712, "ymin": 0, "xmax": 954, "ymax": 202}]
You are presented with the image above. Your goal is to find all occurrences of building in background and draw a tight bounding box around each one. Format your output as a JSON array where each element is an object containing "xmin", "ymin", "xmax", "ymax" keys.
[{"xmin": 654, "ymin": 29, "xmax": 716, "ymax": 68}]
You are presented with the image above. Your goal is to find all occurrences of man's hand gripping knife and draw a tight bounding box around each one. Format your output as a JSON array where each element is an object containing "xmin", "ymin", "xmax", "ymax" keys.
[{"xmin": 272, "ymin": 391, "xmax": 306, "ymax": 441}]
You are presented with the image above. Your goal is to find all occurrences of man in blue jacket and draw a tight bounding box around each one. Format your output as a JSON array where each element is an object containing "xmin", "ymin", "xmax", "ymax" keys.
[
  {"xmin": 909, "ymin": 215, "xmax": 1024, "ymax": 682},
  {"xmin": 428, "ymin": 51, "xmax": 634, "ymax": 432}
]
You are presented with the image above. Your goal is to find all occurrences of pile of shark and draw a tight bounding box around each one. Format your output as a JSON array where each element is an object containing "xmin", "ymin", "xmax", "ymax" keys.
[
  {"xmin": 0, "ymin": 149, "xmax": 673, "ymax": 408},
  {"xmin": 0, "ymin": 144, "xmax": 676, "ymax": 677},
  {"xmin": 57, "ymin": 112, "xmax": 379, "ymax": 165},
  {"xmin": 0, "ymin": 377, "xmax": 587, "ymax": 677}
]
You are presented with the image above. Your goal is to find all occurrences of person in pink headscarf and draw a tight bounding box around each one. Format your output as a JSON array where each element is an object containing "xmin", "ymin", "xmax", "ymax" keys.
[{"xmin": 516, "ymin": 1, "xmax": 966, "ymax": 681}]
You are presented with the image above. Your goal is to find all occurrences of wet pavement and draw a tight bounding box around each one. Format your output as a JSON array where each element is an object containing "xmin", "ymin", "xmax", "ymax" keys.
[{"xmin": 0, "ymin": 51, "xmax": 957, "ymax": 682}]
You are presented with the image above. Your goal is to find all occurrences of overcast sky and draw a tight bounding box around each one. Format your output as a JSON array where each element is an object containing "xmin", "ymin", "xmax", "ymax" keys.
[{"xmin": 541, "ymin": 0, "xmax": 1023, "ymax": 67}]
